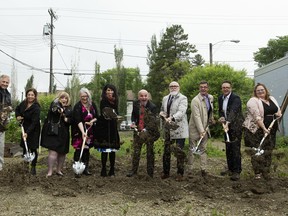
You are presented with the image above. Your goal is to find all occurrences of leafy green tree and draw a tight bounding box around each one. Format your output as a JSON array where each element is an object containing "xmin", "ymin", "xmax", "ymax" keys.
[
  {"xmin": 254, "ymin": 35, "xmax": 288, "ymax": 67},
  {"xmin": 24, "ymin": 74, "xmax": 34, "ymax": 92},
  {"xmin": 180, "ymin": 64, "xmax": 254, "ymax": 137},
  {"xmin": 146, "ymin": 24, "xmax": 197, "ymax": 107},
  {"xmin": 37, "ymin": 93, "xmax": 56, "ymax": 122}
]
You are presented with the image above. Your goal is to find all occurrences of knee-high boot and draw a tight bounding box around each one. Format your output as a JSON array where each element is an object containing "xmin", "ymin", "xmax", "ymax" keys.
[
  {"xmin": 108, "ymin": 152, "xmax": 115, "ymax": 176},
  {"xmin": 101, "ymin": 152, "xmax": 108, "ymax": 177}
]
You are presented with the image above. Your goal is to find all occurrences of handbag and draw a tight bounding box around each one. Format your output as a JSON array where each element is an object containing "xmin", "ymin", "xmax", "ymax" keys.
[{"xmin": 46, "ymin": 110, "xmax": 61, "ymax": 136}]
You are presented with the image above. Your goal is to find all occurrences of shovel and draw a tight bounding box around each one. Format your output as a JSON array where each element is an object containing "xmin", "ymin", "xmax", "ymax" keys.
[
  {"xmin": 222, "ymin": 123, "xmax": 231, "ymax": 143},
  {"xmin": 191, "ymin": 126, "xmax": 209, "ymax": 155},
  {"xmin": 253, "ymin": 115, "xmax": 280, "ymax": 156},
  {"xmin": 20, "ymin": 124, "xmax": 35, "ymax": 162},
  {"xmin": 72, "ymin": 125, "xmax": 91, "ymax": 174}
]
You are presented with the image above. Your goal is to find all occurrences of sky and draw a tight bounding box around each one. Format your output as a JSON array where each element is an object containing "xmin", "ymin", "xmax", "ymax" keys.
[{"xmin": 0, "ymin": 0, "xmax": 287, "ymax": 99}]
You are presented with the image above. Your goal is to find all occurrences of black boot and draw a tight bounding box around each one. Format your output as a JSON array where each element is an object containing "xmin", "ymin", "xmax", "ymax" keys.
[
  {"xmin": 101, "ymin": 152, "xmax": 108, "ymax": 177},
  {"xmin": 82, "ymin": 149, "xmax": 92, "ymax": 176},
  {"xmin": 108, "ymin": 152, "xmax": 115, "ymax": 176},
  {"xmin": 31, "ymin": 166, "xmax": 36, "ymax": 175}
]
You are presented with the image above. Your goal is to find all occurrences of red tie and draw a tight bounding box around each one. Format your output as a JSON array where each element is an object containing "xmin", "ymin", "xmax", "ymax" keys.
[{"xmin": 138, "ymin": 105, "xmax": 145, "ymax": 131}]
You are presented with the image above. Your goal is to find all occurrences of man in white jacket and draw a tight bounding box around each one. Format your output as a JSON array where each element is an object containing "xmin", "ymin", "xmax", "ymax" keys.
[{"xmin": 160, "ymin": 81, "xmax": 189, "ymax": 181}]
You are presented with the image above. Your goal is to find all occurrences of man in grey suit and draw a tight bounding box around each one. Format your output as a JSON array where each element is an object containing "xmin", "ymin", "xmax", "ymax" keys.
[{"xmin": 160, "ymin": 81, "xmax": 189, "ymax": 181}]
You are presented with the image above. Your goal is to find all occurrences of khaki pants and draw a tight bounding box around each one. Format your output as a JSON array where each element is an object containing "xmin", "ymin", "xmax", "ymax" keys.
[
  {"xmin": 0, "ymin": 132, "xmax": 5, "ymax": 170},
  {"xmin": 187, "ymin": 133, "xmax": 208, "ymax": 171}
]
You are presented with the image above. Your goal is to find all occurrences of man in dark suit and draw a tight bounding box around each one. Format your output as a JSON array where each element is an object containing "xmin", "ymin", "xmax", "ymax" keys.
[
  {"xmin": 218, "ymin": 81, "xmax": 244, "ymax": 181},
  {"xmin": 126, "ymin": 89, "xmax": 159, "ymax": 178}
]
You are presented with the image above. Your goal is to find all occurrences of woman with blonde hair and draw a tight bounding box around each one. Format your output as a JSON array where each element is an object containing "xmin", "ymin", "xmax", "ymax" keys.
[{"xmin": 41, "ymin": 91, "xmax": 73, "ymax": 177}]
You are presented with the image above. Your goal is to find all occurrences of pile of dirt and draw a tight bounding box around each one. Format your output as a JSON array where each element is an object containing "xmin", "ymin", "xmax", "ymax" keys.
[{"xmin": 0, "ymin": 153, "xmax": 287, "ymax": 215}]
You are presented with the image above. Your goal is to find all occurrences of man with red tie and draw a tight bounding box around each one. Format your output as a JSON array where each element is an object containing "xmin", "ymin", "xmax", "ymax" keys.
[{"xmin": 127, "ymin": 89, "xmax": 159, "ymax": 178}]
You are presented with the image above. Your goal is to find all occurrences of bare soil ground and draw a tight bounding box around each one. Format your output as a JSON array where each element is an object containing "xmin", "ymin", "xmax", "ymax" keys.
[{"xmin": 0, "ymin": 138, "xmax": 287, "ymax": 216}]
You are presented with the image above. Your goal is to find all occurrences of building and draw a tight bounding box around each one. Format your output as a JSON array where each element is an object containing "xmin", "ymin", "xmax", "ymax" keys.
[{"xmin": 254, "ymin": 53, "xmax": 288, "ymax": 136}]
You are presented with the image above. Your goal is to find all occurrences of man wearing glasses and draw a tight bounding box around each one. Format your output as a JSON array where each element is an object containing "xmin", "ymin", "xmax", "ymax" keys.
[
  {"xmin": 160, "ymin": 81, "xmax": 189, "ymax": 181},
  {"xmin": 187, "ymin": 80, "xmax": 214, "ymax": 178},
  {"xmin": 218, "ymin": 81, "xmax": 244, "ymax": 181}
]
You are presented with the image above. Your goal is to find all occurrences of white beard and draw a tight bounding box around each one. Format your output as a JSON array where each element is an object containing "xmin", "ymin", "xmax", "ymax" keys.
[{"xmin": 170, "ymin": 91, "xmax": 178, "ymax": 96}]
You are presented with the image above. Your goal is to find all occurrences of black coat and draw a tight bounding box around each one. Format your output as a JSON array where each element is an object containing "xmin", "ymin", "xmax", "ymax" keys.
[
  {"xmin": 218, "ymin": 92, "xmax": 244, "ymax": 139},
  {"xmin": 0, "ymin": 87, "xmax": 12, "ymax": 132},
  {"xmin": 15, "ymin": 101, "xmax": 41, "ymax": 149},
  {"xmin": 41, "ymin": 100, "xmax": 73, "ymax": 154},
  {"xmin": 131, "ymin": 100, "xmax": 160, "ymax": 141},
  {"xmin": 94, "ymin": 99, "xmax": 120, "ymax": 149}
]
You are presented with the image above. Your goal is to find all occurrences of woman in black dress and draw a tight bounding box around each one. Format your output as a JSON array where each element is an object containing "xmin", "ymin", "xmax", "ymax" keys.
[
  {"xmin": 94, "ymin": 84, "xmax": 120, "ymax": 177},
  {"xmin": 41, "ymin": 92, "xmax": 73, "ymax": 177},
  {"xmin": 15, "ymin": 88, "xmax": 41, "ymax": 175}
]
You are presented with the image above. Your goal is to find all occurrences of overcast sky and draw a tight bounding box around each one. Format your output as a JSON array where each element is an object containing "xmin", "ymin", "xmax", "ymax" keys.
[{"xmin": 0, "ymin": 0, "xmax": 287, "ymax": 98}]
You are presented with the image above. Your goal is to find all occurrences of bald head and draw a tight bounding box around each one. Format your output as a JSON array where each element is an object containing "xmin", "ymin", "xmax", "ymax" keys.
[{"xmin": 138, "ymin": 89, "xmax": 149, "ymax": 105}]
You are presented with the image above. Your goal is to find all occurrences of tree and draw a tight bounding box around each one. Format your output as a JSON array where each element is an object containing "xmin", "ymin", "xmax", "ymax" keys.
[
  {"xmin": 180, "ymin": 64, "xmax": 254, "ymax": 137},
  {"xmin": 191, "ymin": 54, "xmax": 205, "ymax": 67},
  {"xmin": 254, "ymin": 35, "xmax": 288, "ymax": 67},
  {"xmin": 24, "ymin": 74, "xmax": 34, "ymax": 92},
  {"xmin": 114, "ymin": 45, "xmax": 126, "ymax": 116},
  {"xmin": 146, "ymin": 24, "xmax": 197, "ymax": 108}
]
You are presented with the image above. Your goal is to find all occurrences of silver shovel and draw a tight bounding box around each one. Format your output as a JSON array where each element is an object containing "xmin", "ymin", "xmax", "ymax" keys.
[
  {"xmin": 222, "ymin": 123, "xmax": 231, "ymax": 143},
  {"xmin": 72, "ymin": 125, "xmax": 91, "ymax": 174},
  {"xmin": 21, "ymin": 124, "xmax": 35, "ymax": 162},
  {"xmin": 253, "ymin": 115, "xmax": 280, "ymax": 156},
  {"xmin": 191, "ymin": 126, "xmax": 209, "ymax": 155}
]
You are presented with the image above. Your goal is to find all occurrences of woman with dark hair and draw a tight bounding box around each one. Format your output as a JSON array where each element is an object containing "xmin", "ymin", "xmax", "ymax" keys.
[
  {"xmin": 94, "ymin": 84, "xmax": 120, "ymax": 177},
  {"xmin": 72, "ymin": 88, "xmax": 98, "ymax": 177},
  {"xmin": 41, "ymin": 91, "xmax": 73, "ymax": 177},
  {"xmin": 243, "ymin": 83, "xmax": 282, "ymax": 180},
  {"xmin": 15, "ymin": 88, "xmax": 41, "ymax": 175}
]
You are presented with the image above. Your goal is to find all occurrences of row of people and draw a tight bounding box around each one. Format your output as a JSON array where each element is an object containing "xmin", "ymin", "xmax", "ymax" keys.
[
  {"xmin": 127, "ymin": 81, "xmax": 282, "ymax": 181},
  {"xmin": 0, "ymin": 74, "xmax": 282, "ymax": 181}
]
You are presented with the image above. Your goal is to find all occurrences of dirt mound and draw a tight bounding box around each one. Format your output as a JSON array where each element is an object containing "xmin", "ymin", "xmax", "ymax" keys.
[{"xmin": 0, "ymin": 155, "xmax": 287, "ymax": 215}]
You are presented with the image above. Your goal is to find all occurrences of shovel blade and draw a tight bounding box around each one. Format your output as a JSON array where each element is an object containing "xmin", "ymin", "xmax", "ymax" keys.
[
  {"xmin": 255, "ymin": 149, "xmax": 264, "ymax": 156},
  {"xmin": 72, "ymin": 161, "xmax": 86, "ymax": 174},
  {"xmin": 23, "ymin": 153, "xmax": 35, "ymax": 162},
  {"xmin": 191, "ymin": 147, "xmax": 203, "ymax": 155}
]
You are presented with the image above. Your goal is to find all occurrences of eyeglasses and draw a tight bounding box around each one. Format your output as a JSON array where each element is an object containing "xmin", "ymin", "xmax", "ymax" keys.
[
  {"xmin": 169, "ymin": 85, "xmax": 179, "ymax": 88},
  {"xmin": 81, "ymin": 96, "xmax": 88, "ymax": 99},
  {"xmin": 256, "ymin": 89, "xmax": 265, "ymax": 93}
]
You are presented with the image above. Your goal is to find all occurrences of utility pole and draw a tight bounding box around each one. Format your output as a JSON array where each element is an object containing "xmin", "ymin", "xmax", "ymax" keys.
[{"xmin": 48, "ymin": 8, "xmax": 57, "ymax": 93}]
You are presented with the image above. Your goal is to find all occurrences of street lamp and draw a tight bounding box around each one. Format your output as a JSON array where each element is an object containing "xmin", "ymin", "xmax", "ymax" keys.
[{"xmin": 209, "ymin": 40, "xmax": 240, "ymax": 65}]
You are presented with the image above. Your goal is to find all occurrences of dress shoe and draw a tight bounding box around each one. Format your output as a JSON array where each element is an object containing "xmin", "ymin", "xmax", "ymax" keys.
[
  {"xmin": 201, "ymin": 170, "xmax": 207, "ymax": 177},
  {"xmin": 83, "ymin": 169, "xmax": 92, "ymax": 176},
  {"xmin": 175, "ymin": 174, "xmax": 183, "ymax": 181},
  {"xmin": 108, "ymin": 169, "xmax": 115, "ymax": 177},
  {"xmin": 220, "ymin": 169, "xmax": 232, "ymax": 176},
  {"xmin": 56, "ymin": 172, "xmax": 64, "ymax": 176},
  {"xmin": 230, "ymin": 173, "xmax": 240, "ymax": 181},
  {"xmin": 126, "ymin": 171, "xmax": 136, "ymax": 177},
  {"xmin": 161, "ymin": 173, "xmax": 170, "ymax": 180}
]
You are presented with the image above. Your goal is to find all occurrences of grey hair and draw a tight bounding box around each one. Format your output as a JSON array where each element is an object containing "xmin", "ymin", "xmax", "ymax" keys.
[{"xmin": 79, "ymin": 87, "xmax": 92, "ymax": 105}]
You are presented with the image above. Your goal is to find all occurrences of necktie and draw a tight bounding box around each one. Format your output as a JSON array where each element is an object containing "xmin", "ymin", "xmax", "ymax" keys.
[
  {"xmin": 204, "ymin": 96, "xmax": 210, "ymax": 112},
  {"xmin": 138, "ymin": 105, "xmax": 145, "ymax": 131},
  {"xmin": 167, "ymin": 95, "xmax": 174, "ymax": 117}
]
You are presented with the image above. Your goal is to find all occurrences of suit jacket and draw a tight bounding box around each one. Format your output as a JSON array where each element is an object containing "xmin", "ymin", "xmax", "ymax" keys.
[
  {"xmin": 189, "ymin": 93, "xmax": 213, "ymax": 141},
  {"xmin": 218, "ymin": 92, "xmax": 244, "ymax": 139},
  {"xmin": 161, "ymin": 92, "xmax": 189, "ymax": 139}
]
